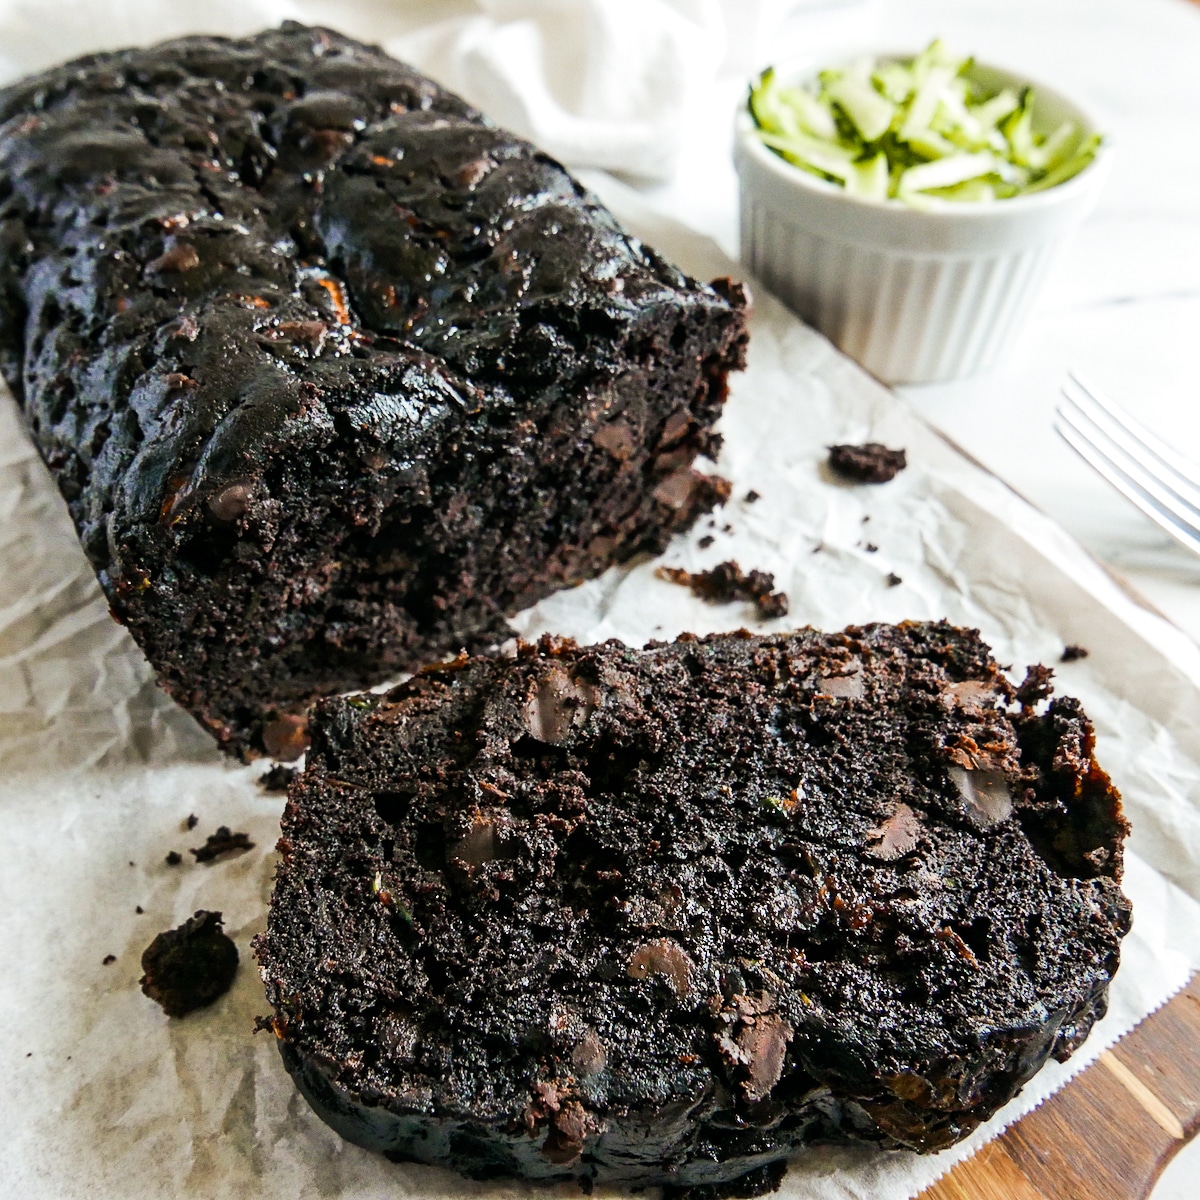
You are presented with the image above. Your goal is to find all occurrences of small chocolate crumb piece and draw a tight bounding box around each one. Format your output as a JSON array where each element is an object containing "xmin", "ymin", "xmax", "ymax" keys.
[
  {"xmin": 259, "ymin": 764, "xmax": 298, "ymax": 793},
  {"xmin": 1015, "ymin": 664, "xmax": 1055, "ymax": 708},
  {"xmin": 886, "ymin": 573, "xmax": 902, "ymax": 588},
  {"xmin": 165, "ymin": 850, "xmax": 183, "ymax": 866},
  {"xmin": 1061, "ymin": 644, "xmax": 1089, "ymax": 662},
  {"xmin": 140, "ymin": 910, "xmax": 238, "ymax": 1018},
  {"xmin": 744, "ymin": 490, "xmax": 760, "ymax": 503},
  {"xmin": 864, "ymin": 543, "xmax": 878, "ymax": 553},
  {"xmin": 658, "ymin": 561, "xmax": 788, "ymax": 621},
  {"xmin": 102, "ymin": 954, "xmax": 116, "ymax": 966},
  {"xmin": 135, "ymin": 906, "xmax": 144, "ymax": 914},
  {"xmin": 191, "ymin": 826, "xmax": 255, "ymax": 863},
  {"xmin": 185, "ymin": 813, "xmax": 199, "ymax": 830},
  {"xmin": 698, "ymin": 535, "xmax": 714, "ymax": 550},
  {"xmin": 828, "ymin": 443, "xmax": 907, "ymax": 483}
]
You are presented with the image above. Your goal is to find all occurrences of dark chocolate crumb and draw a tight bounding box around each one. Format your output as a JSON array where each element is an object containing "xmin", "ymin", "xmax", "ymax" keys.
[
  {"xmin": 140, "ymin": 910, "xmax": 239, "ymax": 1018},
  {"xmin": 886, "ymin": 573, "xmax": 903, "ymax": 588},
  {"xmin": 828, "ymin": 443, "xmax": 907, "ymax": 483},
  {"xmin": 744, "ymin": 490, "xmax": 760, "ymax": 503},
  {"xmin": 135, "ymin": 906, "xmax": 144, "ymax": 914},
  {"xmin": 657, "ymin": 561, "xmax": 788, "ymax": 621},
  {"xmin": 259, "ymin": 763, "xmax": 298, "ymax": 793},
  {"xmin": 722, "ymin": 524, "xmax": 733, "ymax": 534},
  {"xmin": 190, "ymin": 826, "xmax": 255, "ymax": 863},
  {"xmin": 864, "ymin": 543, "xmax": 878, "ymax": 553},
  {"xmin": 1061, "ymin": 644, "xmax": 1089, "ymax": 662},
  {"xmin": 185, "ymin": 813, "xmax": 199, "ymax": 830},
  {"xmin": 165, "ymin": 851, "xmax": 183, "ymax": 866},
  {"xmin": 102, "ymin": 954, "xmax": 116, "ymax": 966},
  {"xmin": 698, "ymin": 535, "xmax": 714, "ymax": 550},
  {"xmin": 1016, "ymin": 664, "xmax": 1055, "ymax": 707},
  {"xmin": 25, "ymin": 1052, "xmax": 31, "ymax": 1057}
]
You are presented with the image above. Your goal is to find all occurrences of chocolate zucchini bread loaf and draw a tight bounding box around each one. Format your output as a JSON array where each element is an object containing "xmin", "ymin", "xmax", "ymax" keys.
[
  {"xmin": 255, "ymin": 623, "xmax": 1131, "ymax": 1193},
  {"xmin": 0, "ymin": 24, "xmax": 747, "ymax": 756}
]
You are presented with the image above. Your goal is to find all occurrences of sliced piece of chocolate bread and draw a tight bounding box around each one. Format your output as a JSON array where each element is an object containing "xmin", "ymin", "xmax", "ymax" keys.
[
  {"xmin": 0, "ymin": 23, "xmax": 746, "ymax": 757},
  {"xmin": 254, "ymin": 624, "xmax": 1130, "ymax": 1193}
]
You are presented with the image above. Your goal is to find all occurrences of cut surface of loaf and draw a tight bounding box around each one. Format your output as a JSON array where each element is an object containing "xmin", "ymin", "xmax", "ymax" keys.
[
  {"xmin": 0, "ymin": 22, "xmax": 747, "ymax": 756},
  {"xmin": 254, "ymin": 624, "xmax": 1131, "ymax": 1193}
]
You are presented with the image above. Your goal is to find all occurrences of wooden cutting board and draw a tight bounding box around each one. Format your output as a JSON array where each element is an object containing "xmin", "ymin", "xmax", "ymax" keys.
[{"xmin": 917, "ymin": 973, "xmax": 1200, "ymax": 1200}]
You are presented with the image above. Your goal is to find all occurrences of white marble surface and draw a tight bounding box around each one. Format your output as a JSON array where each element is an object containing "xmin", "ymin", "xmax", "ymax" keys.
[{"xmin": 623, "ymin": 0, "xmax": 1200, "ymax": 1194}]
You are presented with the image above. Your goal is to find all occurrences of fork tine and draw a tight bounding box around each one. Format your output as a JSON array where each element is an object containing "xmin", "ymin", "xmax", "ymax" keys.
[
  {"xmin": 1055, "ymin": 393, "xmax": 1200, "ymax": 527},
  {"xmin": 1058, "ymin": 386, "xmax": 1200, "ymax": 522},
  {"xmin": 1066, "ymin": 371, "xmax": 1200, "ymax": 499},
  {"xmin": 1054, "ymin": 401, "xmax": 1200, "ymax": 556}
]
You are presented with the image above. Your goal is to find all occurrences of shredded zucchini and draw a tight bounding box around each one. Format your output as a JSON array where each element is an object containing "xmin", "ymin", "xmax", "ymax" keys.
[{"xmin": 748, "ymin": 40, "xmax": 1102, "ymax": 205}]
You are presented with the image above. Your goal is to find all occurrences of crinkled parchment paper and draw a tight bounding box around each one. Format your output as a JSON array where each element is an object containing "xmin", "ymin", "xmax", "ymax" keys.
[{"xmin": 3, "ymin": 161, "xmax": 1200, "ymax": 1200}]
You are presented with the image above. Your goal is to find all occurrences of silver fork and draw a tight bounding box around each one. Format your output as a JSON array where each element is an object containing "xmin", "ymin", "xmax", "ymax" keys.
[{"xmin": 1055, "ymin": 371, "xmax": 1200, "ymax": 556}]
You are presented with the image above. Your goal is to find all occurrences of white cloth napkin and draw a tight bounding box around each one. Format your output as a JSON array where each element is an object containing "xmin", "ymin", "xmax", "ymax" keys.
[{"xmin": 389, "ymin": 0, "xmax": 725, "ymax": 180}]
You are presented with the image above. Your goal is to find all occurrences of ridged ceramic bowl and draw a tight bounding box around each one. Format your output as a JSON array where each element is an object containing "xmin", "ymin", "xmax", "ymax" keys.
[{"xmin": 734, "ymin": 57, "xmax": 1111, "ymax": 384}]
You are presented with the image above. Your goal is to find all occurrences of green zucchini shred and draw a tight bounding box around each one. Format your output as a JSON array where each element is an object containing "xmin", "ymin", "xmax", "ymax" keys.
[{"xmin": 748, "ymin": 39, "xmax": 1102, "ymax": 205}]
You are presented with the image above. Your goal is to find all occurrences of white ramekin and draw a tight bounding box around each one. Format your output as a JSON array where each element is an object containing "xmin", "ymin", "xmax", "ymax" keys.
[{"xmin": 734, "ymin": 58, "xmax": 1112, "ymax": 384}]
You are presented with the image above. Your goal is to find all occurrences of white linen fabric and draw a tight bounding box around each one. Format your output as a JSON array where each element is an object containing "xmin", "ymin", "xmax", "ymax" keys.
[{"xmin": 391, "ymin": 0, "xmax": 724, "ymax": 179}]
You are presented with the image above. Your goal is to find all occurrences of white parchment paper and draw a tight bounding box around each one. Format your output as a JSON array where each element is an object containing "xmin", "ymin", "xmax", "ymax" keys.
[{"xmin": 3, "ymin": 122, "xmax": 1200, "ymax": 1200}]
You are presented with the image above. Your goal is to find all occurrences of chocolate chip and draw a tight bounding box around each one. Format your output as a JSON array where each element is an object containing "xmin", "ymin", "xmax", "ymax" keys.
[
  {"xmin": 273, "ymin": 319, "xmax": 329, "ymax": 351},
  {"xmin": 147, "ymin": 241, "xmax": 200, "ymax": 273},
  {"xmin": 262, "ymin": 712, "xmax": 309, "ymax": 760},
  {"xmin": 571, "ymin": 1030, "xmax": 607, "ymax": 1077},
  {"xmin": 449, "ymin": 815, "xmax": 497, "ymax": 868},
  {"xmin": 949, "ymin": 767, "xmax": 1013, "ymax": 828},
  {"xmin": 207, "ymin": 480, "xmax": 255, "ymax": 522},
  {"xmin": 523, "ymin": 666, "xmax": 598, "ymax": 744},
  {"xmin": 627, "ymin": 938, "xmax": 693, "ymax": 999},
  {"xmin": 592, "ymin": 417, "xmax": 635, "ymax": 462},
  {"xmin": 456, "ymin": 156, "xmax": 495, "ymax": 188},
  {"xmin": 866, "ymin": 803, "xmax": 923, "ymax": 861}
]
